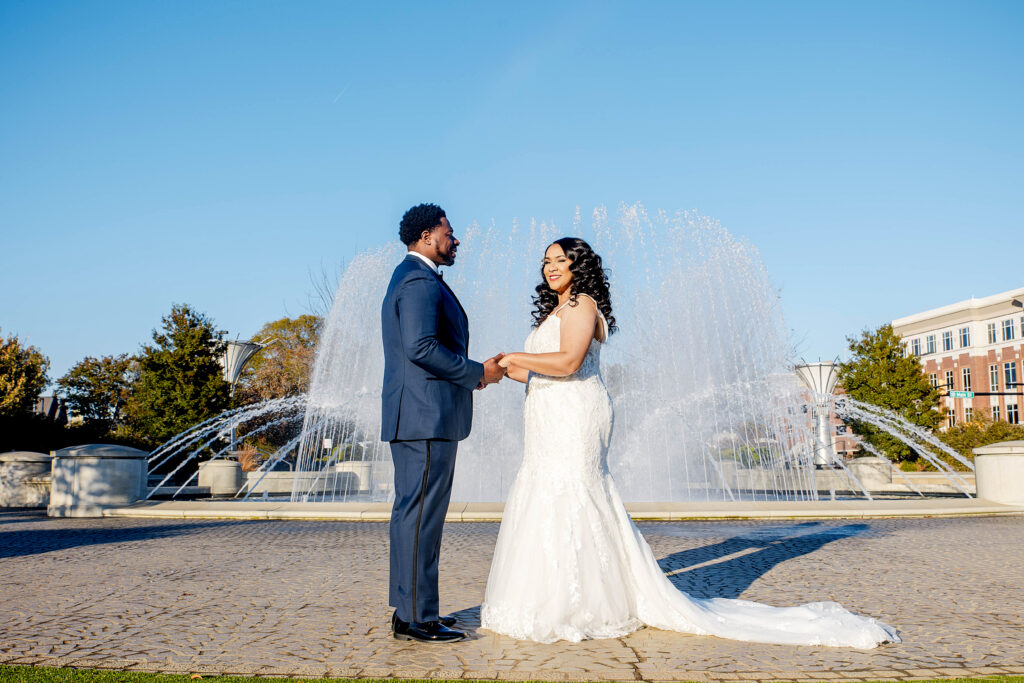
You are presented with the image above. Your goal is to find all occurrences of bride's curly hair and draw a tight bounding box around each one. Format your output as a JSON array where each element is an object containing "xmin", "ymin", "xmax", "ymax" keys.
[{"xmin": 531, "ymin": 237, "xmax": 617, "ymax": 334}]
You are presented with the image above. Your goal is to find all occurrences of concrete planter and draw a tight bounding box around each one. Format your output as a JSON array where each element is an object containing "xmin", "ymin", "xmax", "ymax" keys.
[
  {"xmin": 0, "ymin": 451, "xmax": 53, "ymax": 507},
  {"xmin": 198, "ymin": 459, "xmax": 243, "ymax": 496},
  {"xmin": 973, "ymin": 440, "xmax": 1024, "ymax": 505},
  {"xmin": 49, "ymin": 444, "xmax": 149, "ymax": 517}
]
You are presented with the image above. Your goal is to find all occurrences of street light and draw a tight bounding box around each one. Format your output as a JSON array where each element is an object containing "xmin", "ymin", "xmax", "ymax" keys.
[
  {"xmin": 794, "ymin": 360, "xmax": 840, "ymax": 467},
  {"xmin": 220, "ymin": 339, "xmax": 271, "ymax": 452}
]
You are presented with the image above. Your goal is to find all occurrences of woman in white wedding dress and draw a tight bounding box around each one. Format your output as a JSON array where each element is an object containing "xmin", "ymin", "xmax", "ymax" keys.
[{"xmin": 479, "ymin": 237, "xmax": 900, "ymax": 648}]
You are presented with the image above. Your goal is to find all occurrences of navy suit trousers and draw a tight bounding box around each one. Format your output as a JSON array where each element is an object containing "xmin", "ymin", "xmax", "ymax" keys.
[{"xmin": 388, "ymin": 438, "xmax": 458, "ymax": 623}]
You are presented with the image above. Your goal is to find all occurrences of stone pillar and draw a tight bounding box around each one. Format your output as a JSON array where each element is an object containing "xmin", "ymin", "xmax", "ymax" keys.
[
  {"xmin": 0, "ymin": 451, "xmax": 53, "ymax": 507},
  {"xmin": 973, "ymin": 440, "xmax": 1024, "ymax": 505},
  {"xmin": 198, "ymin": 459, "xmax": 243, "ymax": 496},
  {"xmin": 49, "ymin": 444, "xmax": 149, "ymax": 517}
]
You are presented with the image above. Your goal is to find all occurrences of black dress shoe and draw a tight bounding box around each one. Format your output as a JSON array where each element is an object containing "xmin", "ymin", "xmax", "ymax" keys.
[
  {"xmin": 392, "ymin": 615, "xmax": 466, "ymax": 643},
  {"xmin": 392, "ymin": 611, "xmax": 457, "ymax": 628}
]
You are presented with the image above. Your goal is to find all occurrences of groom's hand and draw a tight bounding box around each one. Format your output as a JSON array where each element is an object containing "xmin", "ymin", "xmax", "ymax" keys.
[{"xmin": 480, "ymin": 353, "xmax": 506, "ymax": 386}]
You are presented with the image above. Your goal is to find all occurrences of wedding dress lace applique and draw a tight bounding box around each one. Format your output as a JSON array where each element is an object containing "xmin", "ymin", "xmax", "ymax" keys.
[{"xmin": 480, "ymin": 297, "xmax": 900, "ymax": 648}]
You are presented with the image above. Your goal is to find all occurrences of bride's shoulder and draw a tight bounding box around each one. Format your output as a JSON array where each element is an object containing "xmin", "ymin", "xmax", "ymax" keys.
[
  {"xmin": 573, "ymin": 293, "xmax": 600, "ymax": 309},
  {"xmin": 556, "ymin": 294, "xmax": 599, "ymax": 319}
]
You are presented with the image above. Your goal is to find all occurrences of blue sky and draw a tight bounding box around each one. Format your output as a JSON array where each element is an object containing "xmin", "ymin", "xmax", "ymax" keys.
[{"xmin": 2, "ymin": 1, "xmax": 1022, "ymax": 382}]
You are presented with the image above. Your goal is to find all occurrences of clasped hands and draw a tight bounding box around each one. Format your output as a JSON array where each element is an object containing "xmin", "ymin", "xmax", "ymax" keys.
[{"xmin": 476, "ymin": 352, "xmax": 508, "ymax": 390}]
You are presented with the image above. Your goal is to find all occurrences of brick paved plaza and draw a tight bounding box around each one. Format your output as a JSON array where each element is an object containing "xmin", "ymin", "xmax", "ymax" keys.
[{"xmin": 1, "ymin": 509, "xmax": 1022, "ymax": 681}]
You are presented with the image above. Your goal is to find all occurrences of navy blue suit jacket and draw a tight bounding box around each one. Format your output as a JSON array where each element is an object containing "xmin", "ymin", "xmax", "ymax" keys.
[{"xmin": 380, "ymin": 254, "xmax": 485, "ymax": 442}]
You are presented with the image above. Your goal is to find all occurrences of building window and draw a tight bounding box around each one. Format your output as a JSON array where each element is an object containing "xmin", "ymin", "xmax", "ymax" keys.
[
  {"xmin": 988, "ymin": 323, "xmax": 998, "ymax": 344},
  {"xmin": 959, "ymin": 326, "xmax": 970, "ymax": 348},
  {"xmin": 927, "ymin": 335, "xmax": 937, "ymax": 354},
  {"xmin": 929, "ymin": 373, "xmax": 938, "ymax": 389},
  {"xmin": 962, "ymin": 367, "xmax": 972, "ymax": 392},
  {"xmin": 964, "ymin": 407, "xmax": 973, "ymax": 422},
  {"xmin": 1006, "ymin": 362, "xmax": 1019, "ymax": 389},
  {"xmin": 990, "ymin": 364, "xmax": 1000, "ymax": 391},
  {"xmin": 911, "ymin": 338, "xmax": 921, "ymax": 356},
  {"xmin": 942, "ymin": 331, "xmax": 953, "ymax": 351},
  {"xmin": 1009, "ymin": 404, "xmax": 1020, "ymax": 425},
  {"xmin": 1003, "ymin": 319, "xmax": 1016, "ymax": 341},
  {"xmin": 947, "ymin": 409, "xmax": 955, "ymax": 428},
  {"xmin": 945, "ymin": 370, "xmax": 954, "ymax": 389},
  {"xmin": 1021, "ymin": 316, "xmax": 1024, "ymax": 339},
  {"xmin": 993, "ymin": 405, "xmax": 1001, "ymax": 421}
]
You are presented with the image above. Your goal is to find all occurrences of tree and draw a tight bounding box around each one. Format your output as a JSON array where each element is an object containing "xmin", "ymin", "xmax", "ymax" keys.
[
  {"xmin": 57, "ymin": 354, "xmax": 136, "ymax": 428},
  {"xmin": 0, "ymin": 330, "xmax": 50, "ymax": 418},
  {"xmin": 232, "ymin": 315, "xmax": 321, "ymax": 457},
  {"xmin": 940, "ymin": 411, "xmax": 1024, "ymax": 463},
  {"xmin": 837, "ymin": 323, "xmax": 942, "ymax": 462},
  {"xmin": 236, "ymin": 314, "xmax": 322, "ymax": 403},
  {"xmin": 124, "ymin": 304, "xmax": 229, "ymax": 445}
]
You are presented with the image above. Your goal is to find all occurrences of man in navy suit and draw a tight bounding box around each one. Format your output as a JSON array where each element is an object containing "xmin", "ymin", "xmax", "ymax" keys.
[{"xmin": 381, "ymin": 203, "xmax": 505, "ymax": 643}]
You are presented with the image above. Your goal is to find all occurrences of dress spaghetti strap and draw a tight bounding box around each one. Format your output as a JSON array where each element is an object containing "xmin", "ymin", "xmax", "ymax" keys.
[{"xmin": 555, "ymin": 294, "xmax": 608, "ymax": 342}]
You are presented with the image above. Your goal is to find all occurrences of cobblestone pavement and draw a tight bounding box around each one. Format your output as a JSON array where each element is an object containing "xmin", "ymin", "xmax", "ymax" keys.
[{"xmin": 1, "ymin": 509, "xmax": 1023, "ymax": 681}]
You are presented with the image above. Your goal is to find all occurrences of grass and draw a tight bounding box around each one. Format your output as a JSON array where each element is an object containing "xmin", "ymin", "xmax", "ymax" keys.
[{"xmin": 0, "ymin": 666, "xmax": 1022, "ymax": 683}]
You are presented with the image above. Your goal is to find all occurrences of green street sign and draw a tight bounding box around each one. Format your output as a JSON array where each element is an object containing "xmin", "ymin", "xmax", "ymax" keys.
[{"xmin": 950, "ymin": 391, "xmax": 974, "ymax": 398}]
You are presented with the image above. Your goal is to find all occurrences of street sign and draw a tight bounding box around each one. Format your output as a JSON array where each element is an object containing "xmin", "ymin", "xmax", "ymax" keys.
[{"xmin": 950, "ymin": 391, "xmax": 974, "ymax": 398}]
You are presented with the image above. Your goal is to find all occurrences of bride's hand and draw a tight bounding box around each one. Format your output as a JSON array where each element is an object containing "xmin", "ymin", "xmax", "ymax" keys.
[{"xmin": 498, "ymin": 353, "xmax": 519, "ymax": 369}]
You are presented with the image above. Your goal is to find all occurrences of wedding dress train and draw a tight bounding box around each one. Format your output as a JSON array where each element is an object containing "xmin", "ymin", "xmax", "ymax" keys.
[{"xmin": 480, "ymin": 299, "xmax": 899, "ymax": 648}]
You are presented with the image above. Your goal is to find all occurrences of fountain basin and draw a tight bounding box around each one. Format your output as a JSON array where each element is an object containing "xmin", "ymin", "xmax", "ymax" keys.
[
  {"xmin": 243, "ymin": 462, "xmax": 377, "ymax": 497},
  {"xmin": 974, "ymin": 440, "xmax": 1024, "ymax": 505}
]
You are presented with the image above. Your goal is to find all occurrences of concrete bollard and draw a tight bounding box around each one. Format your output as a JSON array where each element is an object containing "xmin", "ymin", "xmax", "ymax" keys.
[
  {"xmin": 198, "ymin": 459, "xmax": 243, "ymax": 496},
  {"xmin": 49, "ymin": 444, "xmax": 149, "ymax": 517},
  {"xmin": 0, "ymin": 451, "xmax": 53, "ymax": 507},
  {"xmin": 973, "ymin": 440, "xmax": 1024, "ymax": 505}
]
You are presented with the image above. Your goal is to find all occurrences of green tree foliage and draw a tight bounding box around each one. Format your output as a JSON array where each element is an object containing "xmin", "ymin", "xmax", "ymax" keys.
[
  {"xmin": 234, "ymin": 315, "xmax": 322, "ymax": 455},
  {"xmin": 124, "ymin": 304, "xmax": 229, "ymax": 445},
  {"xmin": 941, "ymin": 411, "xmax": 1024, "ymax": 462},
  {"xmin": 838, "ymin": 323, "xmax": 942, "ymax": 462},
  {"xmin": 0, "ymin": 330, "xmax": 50, "ymax": 418},
  {"xmin": 57, "ymin": 354, "xmax": 136, "ymax": 428},
  {"xmin": 236, "ymin": 314, "xmax": 322, "ymax": 404}
]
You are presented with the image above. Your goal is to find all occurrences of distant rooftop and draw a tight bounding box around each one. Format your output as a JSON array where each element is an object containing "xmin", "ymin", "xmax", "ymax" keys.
[{"xmin": 892, "ymin": 286, "xmax": 1024, "ymax": 327}]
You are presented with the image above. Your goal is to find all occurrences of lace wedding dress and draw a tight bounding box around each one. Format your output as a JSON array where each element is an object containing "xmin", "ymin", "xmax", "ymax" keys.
[{"xmin": 480, "ymin": 298, "xmax": 900, "ymax": 648}]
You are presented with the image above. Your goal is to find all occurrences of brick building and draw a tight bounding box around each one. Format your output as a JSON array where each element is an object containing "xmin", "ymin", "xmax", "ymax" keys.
[{"xmin": 892, "ymin": 287, "xmax": 1024, "ymax": 429}]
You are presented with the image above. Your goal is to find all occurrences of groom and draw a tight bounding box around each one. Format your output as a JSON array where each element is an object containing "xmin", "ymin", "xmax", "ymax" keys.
[{"xmin": 381, "ymin": 203, "xmax": 505, "ymax": 643}]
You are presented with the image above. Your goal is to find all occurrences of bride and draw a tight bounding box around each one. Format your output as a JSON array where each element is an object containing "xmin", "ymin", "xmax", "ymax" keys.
[{"xmin": 479, "ymin": 237, "xmax": 900, "ymax": 648}]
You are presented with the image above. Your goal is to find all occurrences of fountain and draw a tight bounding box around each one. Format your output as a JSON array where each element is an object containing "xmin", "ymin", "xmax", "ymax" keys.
[
  {"xmin": 291, "ymin": 204, "xmax": 865, "ymax": 503},
  {"xmin": 143, "ymin": 204, "xmax": 976, "ymax": 504}
]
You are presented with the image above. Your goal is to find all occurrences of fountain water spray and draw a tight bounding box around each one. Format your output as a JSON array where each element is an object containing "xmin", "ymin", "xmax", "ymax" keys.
[
  {"xmin": 292, "ymin": 205, "xmax": 837, "ymax": 503},
  {"xmin": 146, "ymin": 205, "xmax": 975, "ymax": 502}
]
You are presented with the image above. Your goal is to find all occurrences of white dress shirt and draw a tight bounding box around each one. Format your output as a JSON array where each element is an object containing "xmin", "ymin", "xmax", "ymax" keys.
[{"xmin": 408, "ymin": 250, "xmax": 439, "ymax": 274}]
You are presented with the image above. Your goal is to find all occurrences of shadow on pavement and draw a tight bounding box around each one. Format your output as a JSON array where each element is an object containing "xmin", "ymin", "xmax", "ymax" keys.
[
  {"xmin": 658, "ymin": 521, "xmax": 872, "ymax": 598},
  {"xmin": 0, "ymin": 509, "xmax": 49, "ymax": 525},
  {"xmin": 0, "ymin": 519, "xmax": 254, "ymax": 559}
]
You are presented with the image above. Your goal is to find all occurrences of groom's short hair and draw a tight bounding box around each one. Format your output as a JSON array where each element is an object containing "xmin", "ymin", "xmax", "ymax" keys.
[{"xmin": 400, "ymin": 203, "xmax": 447, "ymax": 246}]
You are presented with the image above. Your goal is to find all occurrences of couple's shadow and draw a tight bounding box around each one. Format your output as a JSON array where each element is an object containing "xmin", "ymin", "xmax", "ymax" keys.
[
  {"xmin": 452, "ymin": 521, "xmax": 871, "ymax": 629},
  {"xmin": 655, "ymin": 521, "xmax": 871, "ymax": 599}
]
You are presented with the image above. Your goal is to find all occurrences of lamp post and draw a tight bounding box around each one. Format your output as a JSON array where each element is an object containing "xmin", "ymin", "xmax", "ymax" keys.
[
  {"xmin": 794, "ymin": 361, "xmax": 840, "ymax": 467},
  {"xmin": 220, "ymin": 340, "xmax": 268, "ymax": 452}
]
